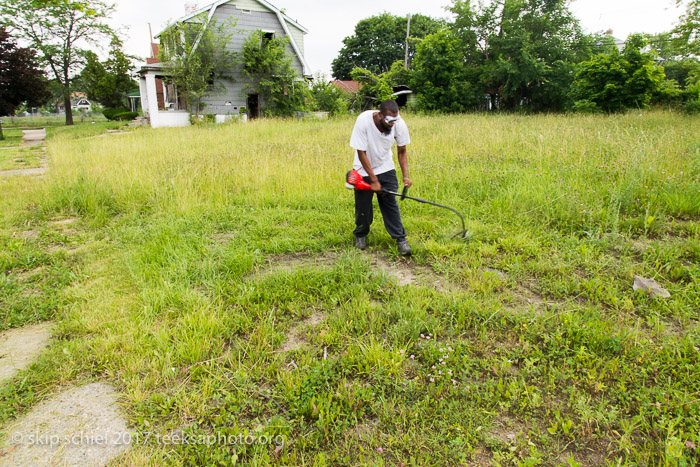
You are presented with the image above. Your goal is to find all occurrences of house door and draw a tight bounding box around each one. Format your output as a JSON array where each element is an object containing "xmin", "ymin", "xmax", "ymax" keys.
[{"xmin": 247, "ymin": 94, "xmax": 259, "ymax": 119}]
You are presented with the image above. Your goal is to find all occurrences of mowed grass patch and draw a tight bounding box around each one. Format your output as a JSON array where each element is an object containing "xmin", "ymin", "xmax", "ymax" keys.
[
  {"xmin": 0, "ymin": 146, "xmax": 45, "ymax": 171},
  {"xmin": 0, "ymin": 112, "xmax": 697, "ymax": 465}
]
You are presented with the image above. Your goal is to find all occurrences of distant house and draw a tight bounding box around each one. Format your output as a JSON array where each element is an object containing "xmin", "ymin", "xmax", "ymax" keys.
[
  {"xmin": 56, "ymin": 92, "xmax": 92, "ymax": 114},
  {"xmin": 136, "ymin": 0, "xmax": 310, "ymax": 128}
]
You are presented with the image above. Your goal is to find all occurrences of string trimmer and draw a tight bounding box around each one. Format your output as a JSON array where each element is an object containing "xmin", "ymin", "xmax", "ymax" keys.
[{"xmin": 345, "ymin": 170, "xmax": 470, "ymax": 239}]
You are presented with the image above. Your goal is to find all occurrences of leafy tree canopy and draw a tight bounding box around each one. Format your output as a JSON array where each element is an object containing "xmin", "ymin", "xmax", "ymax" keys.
[
  {"xmin": 570, "ymin": 34, "xmax": 667, "ymax": 112},
  {"xmin": 0, "ymin": 0, "xmax": 116, "ymax": 124},
  {"xmin": 159, "ymin": 16, "xmax": 237, "ymax": 115},
  {"xmin": 448, "ymin": 0, "xmax": 593, "ymax": 111},
  {"xmin": 0, "ymin": 27, "xmax": 51, "ymax": 117},
  {"xmin": 309, "ymin": 74, "xmax": 349, "ymax": 116},
  {"xmin": 240, "ymin": 30, "xmax": 306, "ymax": 116},
  {"xmin": 80, "ymin": 38, "xmax": 137, "ymax": 109},
  {"xmin": 331, "ymin": 13, "xmax": 445, "ymax": 80},
  {"xmin": 350, "ymin": 61, "xmax": 411, "ymax": 110},
  {"xmin": 672, "ymin": 0, "xmax": 699, "ymax": 56},
  {"xmin": 411, "ymin": 29, "xmax": 481, "ymax": 112}
]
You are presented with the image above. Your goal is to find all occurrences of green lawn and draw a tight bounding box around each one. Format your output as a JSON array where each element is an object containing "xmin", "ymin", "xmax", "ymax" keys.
[
  {"xmin": 1, "ymin": 113, "xmax": 108, "ymax": 129},
  {"xmin": 0, "ymin": 112, "xmax": 698, "ymax": 466},
  {"xmin": 0, "ymin": 129, "xmax": 24, "ymax": 148}
]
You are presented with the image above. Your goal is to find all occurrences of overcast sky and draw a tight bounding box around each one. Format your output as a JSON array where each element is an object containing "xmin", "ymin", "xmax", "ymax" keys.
[{"xmin": 108, "ymin": 0, "xmax": 684, "ymax": 76}]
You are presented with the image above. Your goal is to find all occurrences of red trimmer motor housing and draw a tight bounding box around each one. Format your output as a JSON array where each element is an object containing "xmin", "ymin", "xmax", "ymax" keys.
[{"xmin": 345, "ymin": 170, "xmax": 372, "ymax": 191}]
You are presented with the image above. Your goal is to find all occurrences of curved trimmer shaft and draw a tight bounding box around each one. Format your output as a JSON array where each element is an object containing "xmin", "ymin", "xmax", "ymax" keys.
[{"xmin": 382, "ymin": 186, "xmax": 469, "ymax": 239}]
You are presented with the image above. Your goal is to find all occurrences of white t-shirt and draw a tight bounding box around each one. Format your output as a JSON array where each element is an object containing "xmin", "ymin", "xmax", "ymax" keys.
[{"xmin": 350, "ymin": 110, "xmax": 410, "ymax": 177}]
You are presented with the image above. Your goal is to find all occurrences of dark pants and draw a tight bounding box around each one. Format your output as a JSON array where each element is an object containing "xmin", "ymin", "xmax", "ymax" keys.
[{"xmin": 353, "ymin": 170, "xmax": 407, "ymax": 241}]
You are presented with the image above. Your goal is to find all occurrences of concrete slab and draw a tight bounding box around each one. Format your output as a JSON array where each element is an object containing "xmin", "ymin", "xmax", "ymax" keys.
[
  {"xmin": 0, "ymin": 383, "xmax": 131, "ymax": 466},
  {"xmin": 0, "ymin": 323, "xmax": 53, "ymax": 386}
]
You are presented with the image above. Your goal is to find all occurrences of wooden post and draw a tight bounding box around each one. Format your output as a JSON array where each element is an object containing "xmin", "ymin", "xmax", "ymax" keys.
[{"xmin": 404, "ymin": 14, "xmax": 411, "ymax": 68}]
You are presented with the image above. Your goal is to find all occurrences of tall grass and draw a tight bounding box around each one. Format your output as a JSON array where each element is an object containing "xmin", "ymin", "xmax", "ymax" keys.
[
  {"xmin": 1, "ymin": 111, "xmax": 698, "ymax": 465},
  {"xmin": 45, "ymin": 112, "xmax": 699, "ymax": 236}
]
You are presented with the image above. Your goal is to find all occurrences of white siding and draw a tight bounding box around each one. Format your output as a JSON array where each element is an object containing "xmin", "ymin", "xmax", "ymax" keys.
[
  {"xmin": 231, "ymin": 0, "xmax": 267, "ymax": 12},
  {"xmin": 286, "ymin": 21, "xmax": 304, "ymax": 56}
]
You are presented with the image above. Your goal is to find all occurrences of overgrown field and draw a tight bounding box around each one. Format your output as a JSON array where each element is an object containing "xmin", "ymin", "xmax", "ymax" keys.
[{"xmin": 0, "ymin": 112, "xmax": 698, "ymax": 465}]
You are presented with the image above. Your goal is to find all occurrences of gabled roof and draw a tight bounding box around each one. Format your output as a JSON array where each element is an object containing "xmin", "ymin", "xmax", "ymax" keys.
[
  {"xmin": 331, "ymin": 80, "xmax": 362, "ymax": 93},
  {"xmin": 173, "ymin": 0, "xmax": 308, "ymax": 34},
  {"xmin": 162, "ymin": 0, "xmax": 310, "ymax": 76}
]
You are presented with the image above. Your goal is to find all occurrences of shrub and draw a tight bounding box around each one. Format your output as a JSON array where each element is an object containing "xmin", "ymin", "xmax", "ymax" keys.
[
  {"xmin": 112, "ymin": 111, "xmax": 138, "ymax": 121},
  {"xmin": 103, "ymin": 107, "xmax": 131, "ymax": 120},
  {"xmin": 572, "ymin": 99, "xmax": 601, "ymax": 113}
]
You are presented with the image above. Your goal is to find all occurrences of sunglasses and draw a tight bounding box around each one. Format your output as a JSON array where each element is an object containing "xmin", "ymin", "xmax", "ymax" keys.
[{"xmin": 384, "ymin": 114, "xmax": 401, "ymax": 124}]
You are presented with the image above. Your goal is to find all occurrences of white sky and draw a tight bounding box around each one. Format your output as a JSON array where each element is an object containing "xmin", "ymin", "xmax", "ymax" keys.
[{"xmin": 108, "ymin": 0, "xmax": 684, "ymax": 77}]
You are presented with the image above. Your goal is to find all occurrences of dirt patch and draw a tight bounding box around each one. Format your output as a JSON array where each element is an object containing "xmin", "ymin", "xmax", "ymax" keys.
[
  {"xmin": 347, "ymin": 417, "xmax": 380, "ymax": 441},
  {"xmin": 0, "ymin": 322, "xmax": 54, "ymax": 386},
  {"xmin": 212, "ymin": 233, "xmax": 236, "ymax": 243},
  {"xmin": 484, "ymin": 267, "xmax": 508, "ymax": 280},
  {"xmin": 12, "ymin": 230, "xmax": 39, "ymax": 240},
  {"xmin": 255, "ymin": 252, "xmax": 338, "ymax": 277},
  {"xmin": 486, "ymin": 417, "xmax": 528, "ymax": 444},
  {"xmin": 0, "ymin": 383, "xmax": 131, "ymax": 465},
  {"xmin": 501, "ymin": 281, "xmax": 546, "ymax": 315},
  {"xmin": 280, "ymin": 309, "xmax": 325, "ymax": 353},
  {"xmin": 51, "ymin": 218, "xmax": 79, "ymax": 227},
  {"xmin": 15, "ymin": 266, "xmax": 45, "ymax": 282},
  {"xmin": 371, "ymin": 254, "xmax": 446, "ymax": 289},
  {"xmin": 557, "ymin": 438, "xmax": 610, "ymax": 466}
]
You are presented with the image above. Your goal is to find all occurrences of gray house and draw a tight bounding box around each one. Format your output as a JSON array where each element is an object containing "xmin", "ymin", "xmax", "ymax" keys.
[{"xmin": 136, "ymin": 0, "xmax": 310, "ymax": 128}]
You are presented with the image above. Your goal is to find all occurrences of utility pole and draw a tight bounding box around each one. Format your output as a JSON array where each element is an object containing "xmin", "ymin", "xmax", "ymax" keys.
[{"xmin": 404, "ymin": 14, "xmax": 411, "ymax": 68}]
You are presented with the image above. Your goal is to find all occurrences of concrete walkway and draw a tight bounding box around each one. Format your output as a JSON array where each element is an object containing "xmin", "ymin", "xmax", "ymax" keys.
[
  {"xmin": 21, "ymin": 129, "xmax": 47, "ymax": 147},
  {"xmin": 0, "ymin": 129, "xmax": 48, "ymax": 177}
]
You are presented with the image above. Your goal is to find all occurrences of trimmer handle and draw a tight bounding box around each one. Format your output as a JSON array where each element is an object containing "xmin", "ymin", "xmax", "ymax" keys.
[{"xmin": 400, "ymin": 185, "xmax": 409, "ymax": 200}]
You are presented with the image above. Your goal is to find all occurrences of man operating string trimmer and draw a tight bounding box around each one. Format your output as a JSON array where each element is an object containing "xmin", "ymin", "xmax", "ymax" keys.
[{"xmin": 350, "ymin": 99, "xmax": 413, "ymax": 256}]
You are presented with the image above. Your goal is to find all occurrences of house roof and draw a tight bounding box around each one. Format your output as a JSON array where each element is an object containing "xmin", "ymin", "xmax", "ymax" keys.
[
  {"xmin": 160, "ymin": 0, "xmax": 311, "ymax": 77},
  {"xmin": 172, "ymin": 0, "xmax": 309, "ymax": 34},
  {"xmin": 331, "ymin": 80, "xmax": 362, "ymax": 93}
]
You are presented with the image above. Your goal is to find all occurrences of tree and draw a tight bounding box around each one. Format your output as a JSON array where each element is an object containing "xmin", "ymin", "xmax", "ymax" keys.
[
  {"xmin": 411, "ymin": 29, "xmax": 482, "ymax": 111},
  {"xmin": 80, "ymin": 38, "xmax": 137, "ymax": 109},
  {"xmin": 448, "ymin": 0, "xmax": 593, "ymax": 111},
  {"xmin": 0, "ymin": 27, "xmax": 50, "ymax": 124},
  {"xmin": 159, "ymin": 17, "xmax": 237, "ymax": 116},
  {"xmin": 570, "ymin": 35, "xmax": 666, "ymax": 112},
  {"xmin": 672, "ymin": 0, "xmax": 699, "ymax": 56},
  {"xmin": 0, "ymin": 0, "xmax": 116, "ymax": 125},
  {"xmin": 309, "ymin": 74, "xmax": 348, "ymax": 116},
  {"xmin": 349, "ymin": 61, "xmax": 411, "ymax": 110},
  {"xmin": 240, "ymin": 30, "xmax": 307, "ymax": 117},
  {"xmin": 331, "ymin": 13, "xmax": 445, "ymax": 80}
]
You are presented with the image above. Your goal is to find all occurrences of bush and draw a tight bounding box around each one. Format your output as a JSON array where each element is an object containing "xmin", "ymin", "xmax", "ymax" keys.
[
  {"xmin": 113, "ymin": 111, "xmax": 138, "ymax": 121},
  {"xmin": 683, "ymin": 99, "xmax": 700, "ymax": 114},
  {"xmin": 572, "ymin": 99, "xmax": 601, "ymax": 113},
  {"xmin": 102, "ymin": 107, "xmax": 136, "ymax": 120}
]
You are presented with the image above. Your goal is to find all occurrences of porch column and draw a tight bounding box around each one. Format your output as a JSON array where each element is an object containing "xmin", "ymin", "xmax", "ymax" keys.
[
  {"xmin": 139, "ymin": 77, "xmax": 149, "ymax": 115},
  {"xmin": 145, "ymin": 73, "xmax": 160, "ymax": 128}
]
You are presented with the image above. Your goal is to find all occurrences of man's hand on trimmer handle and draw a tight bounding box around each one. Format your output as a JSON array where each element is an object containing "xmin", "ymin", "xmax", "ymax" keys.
[{"xmin": 370, "ymin": 179, "xmax": 382, "ymax": 192}]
